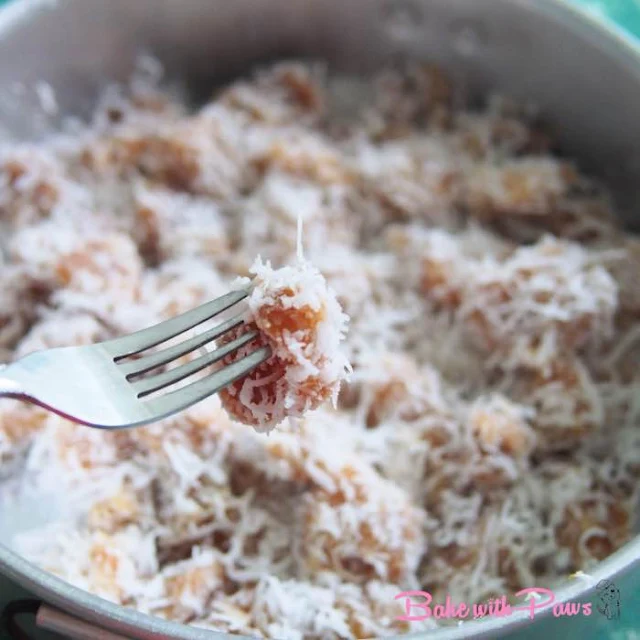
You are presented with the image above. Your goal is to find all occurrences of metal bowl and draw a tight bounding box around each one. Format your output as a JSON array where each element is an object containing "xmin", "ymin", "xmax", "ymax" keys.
[{"xmin": 0, "ymin": 0, "xmax": 639, "ymax": 638}]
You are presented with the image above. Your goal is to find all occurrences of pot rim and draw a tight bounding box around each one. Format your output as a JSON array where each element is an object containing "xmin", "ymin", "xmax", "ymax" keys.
[{"xmin": 0, "ymin": 0, "xmax": 639, "ymax": 638}]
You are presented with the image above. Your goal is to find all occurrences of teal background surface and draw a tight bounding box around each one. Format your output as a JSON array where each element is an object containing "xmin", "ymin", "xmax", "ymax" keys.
[
  {"xmin": 0, "ymin": 0, "xmax": 639, "ymax": 639},
  {"xmin": 574, "ymin": 0, "xmax": 640, "ymax": 34}
]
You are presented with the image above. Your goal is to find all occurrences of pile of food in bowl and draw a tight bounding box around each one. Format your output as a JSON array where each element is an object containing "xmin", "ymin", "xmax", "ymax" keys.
[{"xmin": 0, "ymin": 58, "xmax": 639, "ymax": 638}]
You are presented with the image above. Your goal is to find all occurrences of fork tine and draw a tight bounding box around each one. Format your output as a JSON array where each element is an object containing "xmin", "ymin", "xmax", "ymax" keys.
[
  {"xmin": 144, "ymin": 346, "xmax": 271, "ymax": 418},
  {"xmin": 119, "ymin": 313, "xmax": 245, "ymax": 378},
  {"xmin": 102, "ymin": 289, "xmax": 249, "ymax": 359},
  {"xmin": 133, "ymin": 330, "xmax": 260, "ymax": 397}
]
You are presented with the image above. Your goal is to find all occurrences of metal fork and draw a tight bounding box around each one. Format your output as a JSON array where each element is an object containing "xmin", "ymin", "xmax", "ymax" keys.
[{"xmin": 0, "ymin": 288, "xmax": 271, "ymax": 429}]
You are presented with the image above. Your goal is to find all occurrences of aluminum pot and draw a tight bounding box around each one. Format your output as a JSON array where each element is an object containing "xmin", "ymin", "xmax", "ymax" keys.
[{"xmin": 0, "ymin": 0, "xmax": 639, "ymax": 638}]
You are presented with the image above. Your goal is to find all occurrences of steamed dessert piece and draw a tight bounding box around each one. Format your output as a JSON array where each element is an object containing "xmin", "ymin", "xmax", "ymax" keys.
[{"xmin": 219, "ymin": 257, "xmax": 350, "ymax": 432}]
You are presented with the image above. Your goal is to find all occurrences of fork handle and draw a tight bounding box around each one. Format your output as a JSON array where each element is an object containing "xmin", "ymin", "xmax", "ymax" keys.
[{"xmin": 0, "ymin": 363, "xmax": 26, "ymax": 398}]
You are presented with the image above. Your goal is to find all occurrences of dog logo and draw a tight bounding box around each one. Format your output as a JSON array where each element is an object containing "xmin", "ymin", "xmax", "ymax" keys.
[{"xmin": 595, "ymin": 580, "xmax": 620, "ymax": 620}]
